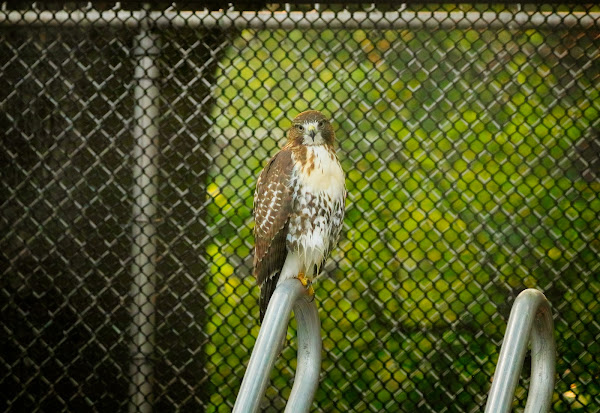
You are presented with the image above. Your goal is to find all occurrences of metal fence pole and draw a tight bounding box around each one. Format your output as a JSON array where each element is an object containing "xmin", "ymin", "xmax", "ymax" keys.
[
  {"xmin": 233, "ymin": 279, "xmax": 321, "ymax": 413},
  {"xmin": 484, "ymin": 289, "xmax": 556, "ymax": 413},
  {"xmin": 128, "ymin": 7, "xmax": 160, "ymax": 413},
  {"xmin": 2, "ymin": 10, "xmax": 600, "ymax": 29}
]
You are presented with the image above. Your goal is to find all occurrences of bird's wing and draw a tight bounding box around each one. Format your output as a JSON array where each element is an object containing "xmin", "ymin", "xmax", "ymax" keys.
[{"xmin": 253, "ymin": 149, "xmax": 294, "ymax": 320}]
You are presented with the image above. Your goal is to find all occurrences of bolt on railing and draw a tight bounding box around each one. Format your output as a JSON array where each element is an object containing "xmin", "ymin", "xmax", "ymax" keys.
[
  {"xmin": 484, "ymin": 289, "xmax": 556, "ymax": 413},
  {"xmin": 233, "ymin": 279, "xmax": 321, "ymax": 413}
]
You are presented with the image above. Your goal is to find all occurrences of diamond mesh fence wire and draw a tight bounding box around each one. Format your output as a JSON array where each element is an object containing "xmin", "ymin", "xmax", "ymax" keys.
[{"xmin": 1, "ymin": 2, "xmax": 599, "ymax": 412}]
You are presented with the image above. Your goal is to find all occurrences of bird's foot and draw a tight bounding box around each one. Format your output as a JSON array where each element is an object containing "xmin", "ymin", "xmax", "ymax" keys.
[
  {"xmin": 297, "ymin": 272, "xmax": 308, "ymax": 287},
  {"xmin": 297, "ymin": 273, "xmax": 315, "ymax": 301},
  {"xmin": 307, "ymin": 284, "xmax": 315, "ymax": 301}
]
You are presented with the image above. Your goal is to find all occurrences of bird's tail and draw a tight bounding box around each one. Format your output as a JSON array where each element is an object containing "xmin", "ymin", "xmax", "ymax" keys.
[{"xmin": 259, "ymin": 271, "xmax": 279, "ymax": 323}]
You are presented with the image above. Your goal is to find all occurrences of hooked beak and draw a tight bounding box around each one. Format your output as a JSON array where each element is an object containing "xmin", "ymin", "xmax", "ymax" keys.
[{"xmin": 306, "ymin": 124, "xmax": 317, "ymax": 139}]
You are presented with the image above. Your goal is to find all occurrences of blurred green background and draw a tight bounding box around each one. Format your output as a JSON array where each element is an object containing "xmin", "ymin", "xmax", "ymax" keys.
[{"xmin": 204, "ymin": 10, "xmax": 600, "ymax": 413}]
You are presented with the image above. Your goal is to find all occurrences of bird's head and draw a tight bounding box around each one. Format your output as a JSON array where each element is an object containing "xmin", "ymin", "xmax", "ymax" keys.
[{"xmin": 286, "ymin": 110, "xmax": 335, "ymax": 147}]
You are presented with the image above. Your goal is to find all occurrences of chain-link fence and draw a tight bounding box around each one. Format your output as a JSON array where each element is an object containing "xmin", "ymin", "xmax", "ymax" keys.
[{"xmin": 1, "ymin": 2, "xmax": 599, "ymax": 412}]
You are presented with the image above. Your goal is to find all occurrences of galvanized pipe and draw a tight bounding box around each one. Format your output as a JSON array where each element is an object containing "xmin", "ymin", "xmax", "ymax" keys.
[
  {"xmin": 1, "ymin": 10, "xmax": 599, "ymax": 30},
  {"xmin": 484, "ymin": 289, "xmax": 556, "ymax": 413},
  {"xmin": 233, "ymin": 279, "xmax": 321, "ymax": 413},
  {"xmin": 128, "ymin": 10, "xmax": 160, "ymax": 413}
]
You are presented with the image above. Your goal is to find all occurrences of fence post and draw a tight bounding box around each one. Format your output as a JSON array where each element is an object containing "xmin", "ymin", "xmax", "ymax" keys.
[
  {"xmin": 233, "ymin": 279, "xmax": 321, "ymax": 413},
  {"xmin": 484, "ymin": 289, "xmax": 556, "ymax": 413},
  {"xmin": 128, "ymin": 6, "xmax": 160, "ymax": 413}
]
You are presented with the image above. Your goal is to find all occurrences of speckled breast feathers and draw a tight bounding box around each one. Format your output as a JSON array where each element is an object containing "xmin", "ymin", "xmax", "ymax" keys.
[{"xmin": 253, "ymin": 111, "xmax": 346, "ymax": 321}]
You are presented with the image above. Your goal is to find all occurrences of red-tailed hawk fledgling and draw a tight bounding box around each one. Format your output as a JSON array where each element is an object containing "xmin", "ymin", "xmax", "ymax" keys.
[{"xmin": 253, "ymin": 110, "xmax": 346, "ymax": 322}]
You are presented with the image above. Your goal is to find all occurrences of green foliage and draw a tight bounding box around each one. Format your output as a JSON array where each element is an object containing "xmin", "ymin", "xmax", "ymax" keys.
[{"xmin": 205, "ymin": 25, "xmax": 599, "ymax": 412}]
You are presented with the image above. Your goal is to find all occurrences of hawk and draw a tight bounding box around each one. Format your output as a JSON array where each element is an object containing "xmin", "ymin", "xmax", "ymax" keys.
[{"xmin": 253, "ymin": 110, "xmax": 346, "ymax": 322}]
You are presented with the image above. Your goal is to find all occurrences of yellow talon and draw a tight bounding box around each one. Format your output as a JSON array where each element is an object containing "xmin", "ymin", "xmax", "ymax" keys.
[
  {"xmin": 297, "ymin": 272, "xmax": 308, "ymax": 287},
  {"xmin": 297, "ymin": 273, "xmax": 315, "ymax": 300}
]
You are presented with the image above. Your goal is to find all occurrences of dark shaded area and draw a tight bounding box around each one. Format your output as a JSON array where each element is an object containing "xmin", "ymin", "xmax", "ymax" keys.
[
  {"xmin": 0, "ymin": 26, "xmax": 135, "ymax": 412},
  {"xmin": 153, "ymin": 27, "xmax": 235, "ymax": 411},
  {"xmin": 575, "ymin": 131, "xmax": 600, "ymax": 182},
  {"xmin": 0, "ymin": 22, "xmax": 233, "ymax": 411}
]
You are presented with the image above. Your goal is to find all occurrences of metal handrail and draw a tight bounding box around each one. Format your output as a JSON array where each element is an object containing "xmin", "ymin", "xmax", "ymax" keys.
[
  {"xmin": 234, "ymin": 285, "xmax": 554, "ymax": 413},
  {"xmin": 233, "ymin": 279, "xmax": 321, "ymax": 413},
  {"xmin": 484, "ymin": 289, "xmax": 556, "ymax": 413}
]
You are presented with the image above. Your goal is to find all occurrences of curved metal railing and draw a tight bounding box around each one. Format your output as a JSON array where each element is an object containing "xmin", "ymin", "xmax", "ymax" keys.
[
  {"xmin": 233, "ymin": 279, "xmax": 321, "ymax": 413},
  {"xmin": 484, "ymin": 289, "xmax": 556, "ymax": 413},
  {"xmin": 234, "ymin": 286, "xmax": 555, "ymax": 413}
]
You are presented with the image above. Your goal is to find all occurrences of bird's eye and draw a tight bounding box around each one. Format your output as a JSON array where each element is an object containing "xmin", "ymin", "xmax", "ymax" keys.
[
  {"xmin": 296, "ymin": 125, "xmax": 304, "ymax": 132},
  {"xmin": 318, "ymin": 120, "xmax": 325, "ymax": 127}
]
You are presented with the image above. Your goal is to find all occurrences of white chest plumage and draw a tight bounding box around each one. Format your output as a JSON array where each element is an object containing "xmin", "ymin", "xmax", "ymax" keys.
[
  {"xmin": 278, "ymin": 146, "xmax": 346, "ymax": 283},
  {"xmin": 296, "ymin": 146, "xmax": 345, "ymax": 200}
]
